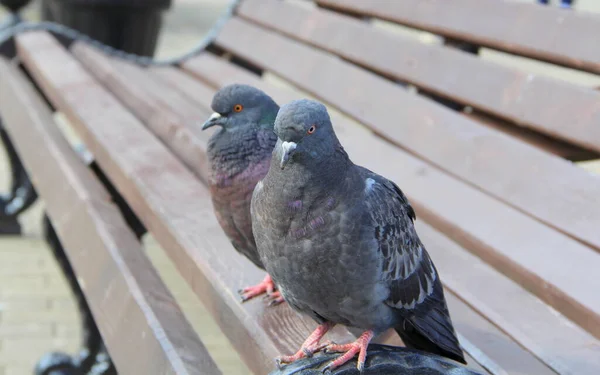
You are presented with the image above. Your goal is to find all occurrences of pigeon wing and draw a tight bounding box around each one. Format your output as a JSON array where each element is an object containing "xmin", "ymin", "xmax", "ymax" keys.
[{"xmin": 363, "ymin": 171, "xmax": 464, "ymax": 362}]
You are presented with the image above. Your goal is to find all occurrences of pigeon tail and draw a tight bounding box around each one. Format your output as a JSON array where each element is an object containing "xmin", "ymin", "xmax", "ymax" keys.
[{"xmin": 395, "ymin": 306, "xmax": 466, "ymax": 364}]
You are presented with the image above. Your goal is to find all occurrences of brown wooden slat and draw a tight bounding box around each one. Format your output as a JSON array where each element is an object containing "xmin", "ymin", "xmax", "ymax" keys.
[
  {"xmin": 238, "ymin": 0, "xmax": 600, "ymax": 155},
  {"xmin": 72, "ymin": 44, "xmax": 492, "ymax": 373},
  {"xmin": 214, "ymin": 17, "xmax": 600, "ymax": 254},
  {"xmin": 70, "ymin": 44, "xmax": 211, "ymax": 184},
  {"xmin": 149, "ymin": 65, "xmax": 217, "ymax": 111},
  {"xmin": 14, "ymin": 32, "xmax": 360, "ymax": 375},
  {"xmin": 0, "ymin": 57, "xmax": 220, "ymax": 375},
  {"xmin": 463, "ymin": 111, "xmax": 598, "ymax": 162},
  {"xmin": 316, "ymin": 0, "xmax": 600, "ymax": 75},
  {"xmin": 181, "ymin": 53, "xmax": 600, "ymax": 374}
]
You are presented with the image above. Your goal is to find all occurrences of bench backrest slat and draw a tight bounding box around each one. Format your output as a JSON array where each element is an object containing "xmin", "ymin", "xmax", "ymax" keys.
[
  {"xmin": 317, "ymin": 0, "xmax": 600, "ymax": 74},
  {"xmin": 215, "ymin": 17, "xmax": 600, "ymax": 255},
  {"xmin": 238, "ymin": 0, "xmax": 600, "ymax": 155}
]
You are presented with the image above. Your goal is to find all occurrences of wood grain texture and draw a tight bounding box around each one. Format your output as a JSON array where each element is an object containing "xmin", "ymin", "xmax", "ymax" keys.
[
  {"xmin": 463, "ymin": 111, "xmax": 598, "ymax": 162},
  {"xmin": 238, "ymin": 0, "xmax": 600, "ymax": 155},
  {"xmin": 14, "ymin": 31, "xmax": 358, "ymax": 375},
  {"xmin": 214, "ymin": 17, "xmax": 600, "ymax": 255},
  {"xmin": 71, "ymin": 45, "xmax": 495, "ymax": 374},
  {"xmin": 71, "ymin": 43, "xmax": 211, "ymax": 185},
  {"xmin": 0, "ymin": 57, "xmax": 220, "ymax": 375},
  {"xmin": 181, "ymin": 53, "xmax": 600, "ymax": 374},
  {"xmin": 316, "ymin": 0, "xmax": 600, "ymax": 74}
]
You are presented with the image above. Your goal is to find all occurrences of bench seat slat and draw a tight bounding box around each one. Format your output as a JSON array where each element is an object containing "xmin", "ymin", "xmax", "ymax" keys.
[
  {"xmin": 70, "ymin": 44, "xmax": 210, "ymax": 184},
  {"xmin": 0, "ymin": 57, "xmax": 220, "ymax": 375},
  {"xmin": 214, "ymin": 17, "xmax": 600, "ymax": 255},
  {"xmin": 180, "ymin": 53, "xmax": 600, "ymax": 375},
  {"xmin": 238, "ymin": 0, "xmax": 600, "ymax": 156},
  {"xmin": 316, "ymin": 0, "xmax": 600, "ymax": 75},
  {"xmin": 14, "ymin": 31, "xmax": 361, "ymax": 375}
]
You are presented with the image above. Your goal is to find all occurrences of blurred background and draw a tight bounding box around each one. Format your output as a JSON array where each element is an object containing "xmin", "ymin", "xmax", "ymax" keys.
[{"xmin": 0, "ymin": 0, "xmax": 599, "ymax": 374}]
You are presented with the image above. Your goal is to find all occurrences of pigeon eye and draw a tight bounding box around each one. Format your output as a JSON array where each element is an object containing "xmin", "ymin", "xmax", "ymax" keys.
[
  {"xmin": 307, "ymin": 125, "xmax": 316, "ymax": 134},
  {"xmin": 233, "ymin": 104, "xmax": 243, "ymax": 113}
]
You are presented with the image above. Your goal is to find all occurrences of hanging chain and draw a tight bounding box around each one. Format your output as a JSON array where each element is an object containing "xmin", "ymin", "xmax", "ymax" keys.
[{"xmin": 0, "ymin": 0, "xmax": 241, "ymax": 66}]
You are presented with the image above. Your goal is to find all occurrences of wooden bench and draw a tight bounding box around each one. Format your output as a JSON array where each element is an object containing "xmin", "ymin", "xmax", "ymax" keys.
[{"xmin": 1, "ymin": 0, "xmax": 599, "ymax": 374}]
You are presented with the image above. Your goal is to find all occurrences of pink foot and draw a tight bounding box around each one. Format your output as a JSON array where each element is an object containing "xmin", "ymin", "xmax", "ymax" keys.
[
  {"xmin": 239, "ymin": 274, "xmax": 284, "ymax": 305},
  {"xmin": 276, "ymin": 322, "xmax": 335, "ymax": 367},
  {"xmin": 323, "ymin": 330, "xmax": 374, "ymax": 372}
]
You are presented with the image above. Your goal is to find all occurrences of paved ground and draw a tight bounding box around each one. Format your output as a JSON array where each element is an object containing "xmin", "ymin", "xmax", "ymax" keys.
[{"xmin": 0, "ymin": 0, "xmax": 599, "ymax": 374}]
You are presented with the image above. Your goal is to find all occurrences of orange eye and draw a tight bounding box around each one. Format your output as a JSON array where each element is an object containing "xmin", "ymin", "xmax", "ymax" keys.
[
  {"xmin": 307, "ymin": 125, "xmax": 316, "ymax": 134},
  {"xmin": 233, "ymin": 104, "xmax": 243, "ymax": 112}
]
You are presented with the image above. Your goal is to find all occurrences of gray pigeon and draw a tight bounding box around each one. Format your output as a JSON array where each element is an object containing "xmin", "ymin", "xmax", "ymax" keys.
[
  {"xmin": 202, "ymin": 84, "xmax": 283, "ymax": 304},
  {"xmin": 251, "ymin": 99, "xmax": 466, "ymax": 371}
]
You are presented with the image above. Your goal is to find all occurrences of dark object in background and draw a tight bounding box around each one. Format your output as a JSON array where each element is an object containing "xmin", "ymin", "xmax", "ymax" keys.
[
  {"xmin": 537, "ymin": 0, "xmax": 575, "ymax": 8},
  {"xmin": 269, "ymin": 345, "xmax": 482, "ymax": 375},
  {"xmin": 0, "ymin": 0, "xmax": 31, "ymax": 12},
  {"xmin": 41, "ymin": 0, "xmax": 172, "ymax": 57}
]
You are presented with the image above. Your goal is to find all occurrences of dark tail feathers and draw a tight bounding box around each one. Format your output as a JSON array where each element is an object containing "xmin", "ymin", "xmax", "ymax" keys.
[{"xmin": 395, "ymin": 307, "xmax": 466, "ymax": 364}]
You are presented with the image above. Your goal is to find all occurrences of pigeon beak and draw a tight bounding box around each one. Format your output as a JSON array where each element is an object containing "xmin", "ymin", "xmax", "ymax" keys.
[
  {"xmin": 202, "ymin": 112, "xmax": 226, "ymax": 130},
  {"xmin": 280, "ymin": 141, "xmax": 297, "ymax": 170}
]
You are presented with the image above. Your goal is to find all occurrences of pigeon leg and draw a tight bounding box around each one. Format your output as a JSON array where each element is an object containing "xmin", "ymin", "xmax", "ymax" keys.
[
  {"xmin": 323, "ymin": 330, "xmax": 374, "ymax": 372},
  {"xmin": 239, "ymin": 274, "xmax": 283, "ymax": 304},
  {"xmin": 276, "ymin": 322, "xmax": 335, "ymax": 367}
]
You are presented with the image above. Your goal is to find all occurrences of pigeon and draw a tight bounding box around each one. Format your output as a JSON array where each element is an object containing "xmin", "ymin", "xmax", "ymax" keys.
[
  {"xmin": 202, "ymin": 84, "xmax": 283, "ymax": 305},
  {"xmin": 250, "ymin": 99, "xmax": 466, "ymax": 371}
]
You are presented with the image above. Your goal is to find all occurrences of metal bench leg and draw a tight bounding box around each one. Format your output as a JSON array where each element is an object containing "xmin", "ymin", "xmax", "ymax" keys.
[
  {"xmin": 35, "ymin": 214, "xmax": 117, "ymax": 375},
  {"xmin": 0, "ymin": 117, "xmax": 38, "ymax": 235}
]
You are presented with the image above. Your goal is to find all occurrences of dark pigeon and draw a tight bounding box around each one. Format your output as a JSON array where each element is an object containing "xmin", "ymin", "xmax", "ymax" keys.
[
  {"xmin": 202, "ymin": 84, "xmax": 283, "ymax": 304},
  {"xmin": 251, "ymin": 99, "xmax": 466, "ymax": 371}
]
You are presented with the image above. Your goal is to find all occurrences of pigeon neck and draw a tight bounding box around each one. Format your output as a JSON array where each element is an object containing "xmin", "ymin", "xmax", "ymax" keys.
[
  {"xmin": 207, "ymin": 125, "xmax": 272, "ymax": 180},
  {"xmin": 270, "ymin": 143, "xmax": 351, "ymax": 191}
]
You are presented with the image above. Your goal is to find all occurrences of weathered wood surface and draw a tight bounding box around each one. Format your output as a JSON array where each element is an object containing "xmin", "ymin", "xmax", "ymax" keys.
[
  {"xmin": 72, "ymin": 41, "xmax": 490, "ymax": 373},
  {"xmin": 181, "ymin": 52, "xmax": 600, "ymax": 375},
  {"xmin": 214, "ymin": 17, "xmax": 600, "ymax": 256},
  {"xmin": 316, "ymin": 0, "xmax": 600, "ymax": 74},
  {"xmin": 463, "ymin": 111, "xmax": 597, "ymax": 162},
  {"xmin": 0, "ymin": 57, "xmax": 220, "ymax": 375},
  {"xmin": 70, "ymin": 43, "xmax": 210, "ymax": 183},
  {"xmin": 200, "ymin": 14, "xmax": 600, "ymax": 338},
  {"xmin": 238, "ymin": 0, "xmax": 600, "ymax": 155},
  {"xmin": 15, "ymin": 31, "xmax": 360, "ymax": 375}
]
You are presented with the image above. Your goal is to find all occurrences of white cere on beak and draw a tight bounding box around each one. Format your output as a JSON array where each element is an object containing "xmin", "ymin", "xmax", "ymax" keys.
[
  {"xmin": 209, "ymin": 112, "xmax": 221, "ymax": 120},
  {"xmin": 282, "ymin": 141, "xmax": 297, "ymax": 154},
  {"xmin": 280, "ymin": 141, "xmax": 297, "ymax": 169}
]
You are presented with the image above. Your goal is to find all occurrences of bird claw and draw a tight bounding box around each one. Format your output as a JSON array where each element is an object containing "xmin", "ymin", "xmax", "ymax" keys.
[
  {"xmin": 266, "ymin": 291, "xmax": 285, "ymax": 306},
  {"xmin": 274, "ymin": 357, "xmax": 285, "ymax": 370},
  {"xmin": 320, "ymin": 330, "xmax": 374, "ymax": 372},
  {"xmin": 320, "ymin": 340, "xmax": 336, "ymax": 353},
  {"xmin": 238, "ymin": 275, "xmax": 284, "ymax": 306},
  {"xmin": 302, "ymin": 347, "xmax": 314, "ymax": 358}
]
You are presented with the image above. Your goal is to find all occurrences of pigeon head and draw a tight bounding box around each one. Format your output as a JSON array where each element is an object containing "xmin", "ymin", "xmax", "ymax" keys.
[
  {"xmin": 202, "ymin": 84, "xmax": 279, "ymax": 132},
  {"xmin": 274, "ymin": 99, "xmax": 340, "ymax": 170}
]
